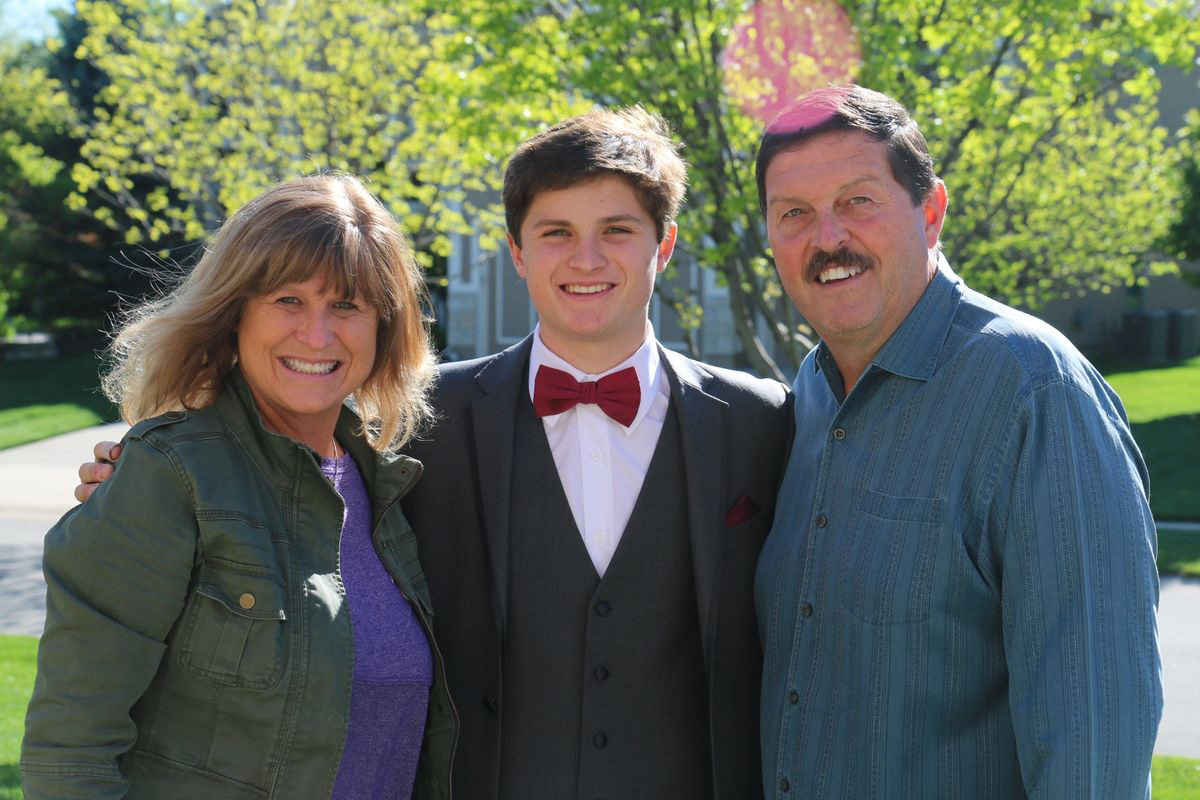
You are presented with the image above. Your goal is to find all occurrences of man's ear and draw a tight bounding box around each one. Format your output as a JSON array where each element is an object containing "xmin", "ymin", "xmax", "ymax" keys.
[
  {"xmin": 923, "ymin": 181, "xmax": 948, "ymax": 249},
  {"xmin": 656, "ymin": 222, "xmax": 678, "ymax": 273},
  {"xmin": 507, "ymin": 233, "xmax": 527, "ymax": 279}
]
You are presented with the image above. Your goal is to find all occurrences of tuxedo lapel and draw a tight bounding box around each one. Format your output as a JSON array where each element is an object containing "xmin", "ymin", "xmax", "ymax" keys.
[
  {"xmin": 660, "ymin": 347, "xmax": 727, "ymax": 672},
  {"xmin": 468, "ymin": 335, "xmax": 534, "ymax": 634}
]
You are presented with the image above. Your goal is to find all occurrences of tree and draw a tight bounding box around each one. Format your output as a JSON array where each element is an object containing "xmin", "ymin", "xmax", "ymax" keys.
[
  {"xmin": 68, "ymin": 0, "xmax": 495, "ymax": 261},
  {"xmin": 0, "ymin": 20, "xmax": 142, "ymax": 344},
  {"xmin": 427, "ymin": 0, "xmax": 1199, "ymax": 378},
  {"xmin": 1168, "ymin": 110, "xmax": 1200, "ymax": 268},
  {"xmin": 65, "ymin": 1, "xmax": 1199, "ymax": 377}
]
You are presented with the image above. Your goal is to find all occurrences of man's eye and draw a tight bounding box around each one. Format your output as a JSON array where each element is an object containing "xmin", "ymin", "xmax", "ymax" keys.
[
  {"xmin": 847, "ymin": 196, "xmax": 872, "ymax": 205},
  {"xmin": 782, "ymin": 208, "xmax": 807, "ymax": 219},
  {"xmin": 606, "ymin": 226, "xmax": 632, "ymax": 234}
]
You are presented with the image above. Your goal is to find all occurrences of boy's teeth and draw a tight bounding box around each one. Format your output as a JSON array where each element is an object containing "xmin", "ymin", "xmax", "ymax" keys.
[
  {"xmin": 282, "ymin": 357, "xmax": 337, "ymax": 374},
  {"xmin": 564, "ymin": 284, "xmax": 611, "ymax": 294},
  {"xmin": 817, "ymin": 265, "xmax": 865, "ymax": 284}
]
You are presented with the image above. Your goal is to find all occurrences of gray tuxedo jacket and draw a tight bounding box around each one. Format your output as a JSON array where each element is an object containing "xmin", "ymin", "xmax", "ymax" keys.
[{"xmin": 402, "ymin": 334, "xmax": 792, "ymax": 799}]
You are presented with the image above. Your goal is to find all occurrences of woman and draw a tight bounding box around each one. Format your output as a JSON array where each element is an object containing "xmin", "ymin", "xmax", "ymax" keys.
[{"xmin": 20, "ymin": 175, "xmax": 457, "ymax": 799}]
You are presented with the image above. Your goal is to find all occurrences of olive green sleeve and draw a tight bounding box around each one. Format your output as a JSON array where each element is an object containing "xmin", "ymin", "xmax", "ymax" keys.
[{"xmin": 21, "ymin": 432, "xmax": 198, "ymax": 799}]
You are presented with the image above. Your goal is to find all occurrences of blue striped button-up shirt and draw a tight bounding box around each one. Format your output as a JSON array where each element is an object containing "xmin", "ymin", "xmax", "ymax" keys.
[{"xmin": 755, "ymin": 265, "xmax": 1161, "ymax": 799}]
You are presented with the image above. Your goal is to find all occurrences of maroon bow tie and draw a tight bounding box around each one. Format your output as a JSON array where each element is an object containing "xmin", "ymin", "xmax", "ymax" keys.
[{"xmin": 533, "ymin": 365, "xmax": 641, "ymax": 427}]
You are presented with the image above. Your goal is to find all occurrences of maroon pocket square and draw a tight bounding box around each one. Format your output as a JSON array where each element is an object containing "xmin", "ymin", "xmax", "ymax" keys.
[{"xmin": 724, "ymin": 494, "xmax": 760, "ymax": 528}]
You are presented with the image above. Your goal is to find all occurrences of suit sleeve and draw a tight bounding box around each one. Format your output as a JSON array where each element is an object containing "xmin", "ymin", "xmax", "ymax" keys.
[
  {"xmin": 21, "ymin": 433, "xmax": 198, "ymax": 799},
  {"xmin": 992, "ymin": 379, "xmax": 1161, "ymax": 799}
]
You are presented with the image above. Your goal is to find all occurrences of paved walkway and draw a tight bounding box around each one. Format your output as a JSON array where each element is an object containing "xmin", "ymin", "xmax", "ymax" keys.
[{"xmin": 1, "ymin": 423, "xmax": 1198, "ymax": 757}]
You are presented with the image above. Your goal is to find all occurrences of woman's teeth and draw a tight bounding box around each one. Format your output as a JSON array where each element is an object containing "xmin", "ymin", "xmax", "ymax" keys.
[{"xmin": 281, "ymin": 357, "xmax": 337, "ymax": 374}]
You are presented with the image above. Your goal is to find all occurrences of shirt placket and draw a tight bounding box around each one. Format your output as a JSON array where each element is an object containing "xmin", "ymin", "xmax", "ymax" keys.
[
  {"xmin": 577, "ymin": 405, "xmax": 616, "ymax": 574},
  {"xmin": 774, "ymin": 402, "xmax": 850, "ymax": 798}
]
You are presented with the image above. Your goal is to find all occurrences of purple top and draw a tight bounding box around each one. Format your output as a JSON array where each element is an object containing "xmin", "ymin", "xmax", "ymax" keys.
[{"xmin": 322, "ymin": 451, "xmax": 433, "ymax": 800}]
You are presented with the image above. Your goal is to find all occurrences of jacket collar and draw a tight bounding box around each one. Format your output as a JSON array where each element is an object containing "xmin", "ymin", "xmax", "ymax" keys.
[{"xmin": 213, "ymin": 367, "xmax": 421, "ymax": 504}]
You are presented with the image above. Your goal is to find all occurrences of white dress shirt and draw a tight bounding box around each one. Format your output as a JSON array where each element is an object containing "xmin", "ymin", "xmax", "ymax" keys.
[{"xmin": 527, "ymin": 326, "xmax": 670, "ymax": 577}]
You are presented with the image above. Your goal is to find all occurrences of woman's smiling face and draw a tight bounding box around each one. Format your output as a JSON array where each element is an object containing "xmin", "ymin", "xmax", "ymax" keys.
[{"xmin": 236, "ymin": 273, "xmax": 378, "ymax": 443}]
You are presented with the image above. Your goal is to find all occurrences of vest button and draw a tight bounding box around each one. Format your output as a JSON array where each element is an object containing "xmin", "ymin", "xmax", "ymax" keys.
[
  {"xmin": 787, "ymin": 690, "xmax": 799, "ymax": 704},
  {"xmin": 592, "ymin": 732, "xmax": 608, "ymax": 748},
  {"xmin": 801, "ymin": 603, "xmax": 814, "ymax": 618},
  {"xmin": 815, "ymin": 514, "xmax": 827, "ymax": 528},
  {"xmin": 595, "ymin": 601, "xmax": 612, "ymax": 617},
  {"xmin": 832, "ymin": 427, "xmax": 846, "ymax": 440},
  {"xmin": 594, "ymin": 665, "xmax": 609, "ymax": 681},
  {"xmin": 484, "ymin": 695, "xmax": 499, "ymax": 713}
]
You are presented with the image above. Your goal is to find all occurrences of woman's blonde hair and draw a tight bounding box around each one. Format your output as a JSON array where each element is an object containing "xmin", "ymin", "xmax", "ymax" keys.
[{"xmin": 103, "ymin": 174, "xmax": 436, "ymax": 452}]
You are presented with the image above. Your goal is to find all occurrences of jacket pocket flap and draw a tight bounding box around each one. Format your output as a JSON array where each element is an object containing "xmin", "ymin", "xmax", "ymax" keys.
[{"xmin": 196, "ymin": 562, "xmax": 287, "ymax": 622}]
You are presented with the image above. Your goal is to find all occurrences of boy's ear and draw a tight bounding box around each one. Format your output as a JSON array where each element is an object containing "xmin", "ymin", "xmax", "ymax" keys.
[
  {"xmin": 656, "ymin": 222, "xmax": 678, "ymax": 272},
  {"xmin": 507, "ymin": 233, "xmax": 527, "ymax": 278}
]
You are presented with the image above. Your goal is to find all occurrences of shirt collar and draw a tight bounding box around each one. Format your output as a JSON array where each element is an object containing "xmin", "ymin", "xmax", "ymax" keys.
[
  {"xmin": 528, "ymin": 323, "xmax": 664, "ymax": 434},
  {"xmin": 871, "ymin": 253, "xmax": 963, "ymax": 381},
  {"xmin": 812, "ymin": 253, "xmax": 963, "ymax": 385}
]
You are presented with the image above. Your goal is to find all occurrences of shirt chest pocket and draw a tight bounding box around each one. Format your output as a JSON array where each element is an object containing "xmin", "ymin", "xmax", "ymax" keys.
[
  {"xmin": 178, "ymin": 558, "xmax": 288, "ymax": 690},
  {"xmin": 838, "ymin": 488, "xmax": 945, "ymax": 626}
]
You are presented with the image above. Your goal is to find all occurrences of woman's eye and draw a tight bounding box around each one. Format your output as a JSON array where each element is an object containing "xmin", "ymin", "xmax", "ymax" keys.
[
  {"xmin": 333, "ymin": 300, "xmax": 359, "ymax": 311},
  {"xmin": 275, "ymin": 295, "xmax": 300, "ymax": 305}
]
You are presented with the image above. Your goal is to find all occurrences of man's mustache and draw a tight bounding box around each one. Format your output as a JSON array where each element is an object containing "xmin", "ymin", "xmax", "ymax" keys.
[{"xmin": 805, "ymin": 248, "xmax": 877, "ymax": 281}]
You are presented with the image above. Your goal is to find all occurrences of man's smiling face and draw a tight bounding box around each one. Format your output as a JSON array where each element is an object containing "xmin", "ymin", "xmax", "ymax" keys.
[
  {"xmin": 764, "ymin": 130, "xmax": 946, "ymax": 363},
  {"xmin": 508, "ymin": 174, "xmax": 676, "ymax": 372}
]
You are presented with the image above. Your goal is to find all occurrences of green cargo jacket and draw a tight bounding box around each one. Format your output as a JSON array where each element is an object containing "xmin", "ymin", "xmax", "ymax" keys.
[{"xmin": 21, "ymin": 369, "xmax": 458, "ymax": 799}]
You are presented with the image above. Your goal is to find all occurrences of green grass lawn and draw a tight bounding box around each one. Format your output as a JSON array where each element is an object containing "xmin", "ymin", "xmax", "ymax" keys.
[
  {"xmin": 0, "ymin": 631, "xmax": 1195, "ymax": 796},
  {"xmin": 1153, "ymin": 754, "xmax": 1200, "ymax": 799},
  {"xmin": 0, "ymin": 636, "xmax": 36, "ymax": 799},
  {"xmin": 0, "ymin": 356, "xmax": 117, "ymax": 451},
  {"xmin": 1158, "ymin": 529, "xmax": 1200, "ymax": 577},
  {"xmin": 1102, "ymin": 355, "xmax": 1200, "ymax": 520}
]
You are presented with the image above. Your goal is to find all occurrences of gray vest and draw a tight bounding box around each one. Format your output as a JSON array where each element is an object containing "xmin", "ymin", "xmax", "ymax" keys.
[{"xmin": 498, "ymin": 389, "xmax": 712, "ymax": 800}]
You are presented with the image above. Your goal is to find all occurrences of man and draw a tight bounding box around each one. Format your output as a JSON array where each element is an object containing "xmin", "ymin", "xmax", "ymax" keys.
[
  {"xmin": 79, "ymin": 108, "xmax": 792, "ymax": 799},
  {"xmin": 753, "ymin": 85, "xmax": 1161, "ymax": 799}
]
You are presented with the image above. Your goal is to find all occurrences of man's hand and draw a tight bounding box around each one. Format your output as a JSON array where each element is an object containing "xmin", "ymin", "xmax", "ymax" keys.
[{"xmin": 75, "ymin": 441, "xmax": 122, "ymax": 503}]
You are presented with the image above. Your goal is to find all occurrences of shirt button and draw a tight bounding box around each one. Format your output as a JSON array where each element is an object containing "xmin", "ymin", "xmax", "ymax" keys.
[
  {"xmin": 595, "ymin": 530, "xmax": 606, "ymax": 543},
  {"xmin": 801, "ymin": 603, "xmax": 814, "ymax": 618},
  {"xmin": 593, "ymin": 732, "xmax": 608, "ymax": 748},
  {"xmin": 787, "ymin": 691, "xmax": 799, "ymax": 704},
  {"xmin": 779, "ymin": 777, "xmax": 790, "ymax": 792},
  {"xmin": 815, "ymin": 514, "xmax": 827, "ymax": 528},
  {"xmin": 595, "ymin": 665, "xmax": 609, "ymax": 681},
  {"xmin": 238, "ymin": 592, "xmax": 256, "ymax": 610},
  {"xmin": 832, "ymin": 427, "xmax": 846, "ymax": 440},
  {"xmin": 595, "ymin": 601, "xmax": 612, "ymax": 617},
  {"xmin": 590, "ymin": 449, "xmax": 601, "ymax": 462}
]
